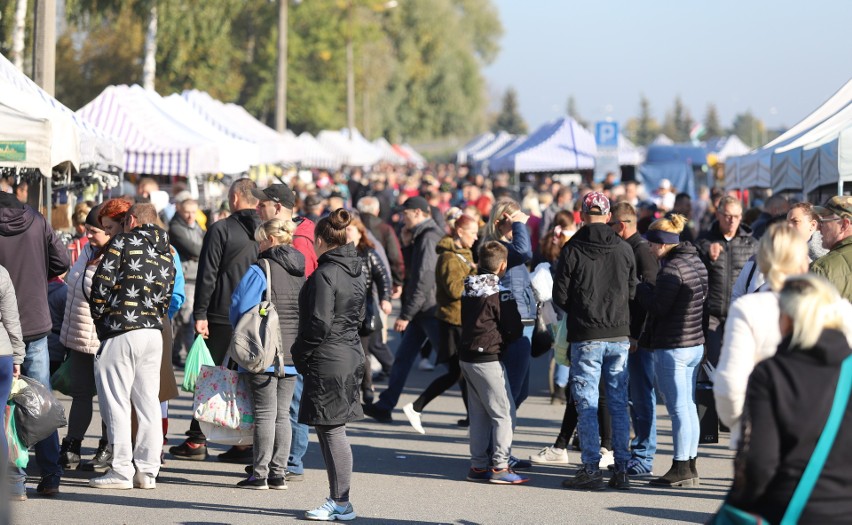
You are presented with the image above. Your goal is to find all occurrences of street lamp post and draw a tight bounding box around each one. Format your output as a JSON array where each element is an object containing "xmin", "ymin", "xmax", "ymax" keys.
[{"xmin": 275, "ymin": 0, "xmax": 288, "ymax": 132}]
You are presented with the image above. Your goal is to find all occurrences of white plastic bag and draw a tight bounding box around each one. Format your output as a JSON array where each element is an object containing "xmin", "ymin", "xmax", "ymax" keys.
[
  {"xmin": 199, "ymin": 421, "xmax": 253, "ymax": 446},
  {"xmin": 530, "ymin": 262, "xmax": 553, "ymax": 303}
]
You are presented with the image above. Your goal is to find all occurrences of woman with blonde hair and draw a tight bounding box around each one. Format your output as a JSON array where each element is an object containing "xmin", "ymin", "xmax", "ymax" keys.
[
  {"xmin": 230, "ymin": 218, "xmax": 306, "ymax": 490},
  {"xmin": 714, "ymin": 223, "xmax": 810, "ymax": 449},
  {"xmin": 722, "ymin": 274, "xmax": 852, "ymax": 523},
  {"xmin": 636, "ymin": 213, "xmax": 708, "ymax": 488}
]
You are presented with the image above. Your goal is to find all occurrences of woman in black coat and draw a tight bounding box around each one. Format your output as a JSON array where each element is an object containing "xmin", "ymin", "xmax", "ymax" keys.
[
  {"xmin": 726, "ymin": 274, "xmax": 852, "ymax": 524},
  {"xmin": 293, "ymin": 209, "xmax": 366, "ymax": 521},
  {"xmin": 636, "ymin": 213, "xmax": 708, "ymax": 488}
]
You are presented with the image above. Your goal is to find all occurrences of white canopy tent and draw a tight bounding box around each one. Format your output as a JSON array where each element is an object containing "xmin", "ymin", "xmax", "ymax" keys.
[
  {"xmin": 373, "ymin": 137, "xmax": 408, "ymax": 165},
  {"xmin": 489, "ymin": 117, "xmax": 597, "ymax": 173},
  {"xmin": 297, "ymin": 133, "xmax": 340, "ymax": 170},
  {"xmin": 78, "ymin": 85, "xmax": 220, "ymax": 176},
  {"xmin": 181, "ymin": 89, "xmax": 299, "ymax": 165},
  {"xmin": 469, "ymin": 132, "xmax": 515, "ymax": 165},
  {"xmin": 317, "ymin": 129, "xmax": 383, "ymax": 167},
  {"xmin": 617, "ymin": 134, "xmax": 644, "ymax": 166},
  {"xmin": 397, "ymin": 143, "xmax": 426, "ymax": 168},
  {"xmin": 456, "ymin": 132, "xmax": 494, "ymax": 164}
]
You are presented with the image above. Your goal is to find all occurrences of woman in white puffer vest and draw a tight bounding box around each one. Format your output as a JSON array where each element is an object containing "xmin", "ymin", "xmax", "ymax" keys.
[{"xmin": 58, "ymin": 200, "xmax": 130, "ymax": 469}]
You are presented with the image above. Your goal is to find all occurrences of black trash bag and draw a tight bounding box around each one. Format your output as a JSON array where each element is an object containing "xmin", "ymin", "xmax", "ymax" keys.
[{"xmin": 9, "ymin": 375, "xmax": 68, "ymax": 447}]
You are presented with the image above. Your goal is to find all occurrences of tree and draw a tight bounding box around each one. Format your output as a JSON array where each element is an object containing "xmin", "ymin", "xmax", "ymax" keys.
[
  {"xmin": 493, "ymin": 87, "xmax": 527, "ymax": 134},
  {"xmin": 731, "ymin": 111, "xmax": 766, "ymax": 148},
  {"xmin": 628, "ymin": 94, "xmax": 660, "ymax": 146},
  {"xmin": 566, "ymin": 95, "xmax": 588, "ymax": 129},
  {"xmin": 662, "ymin": 96, "xmax": 692, "ymax": 142},
  {"xmin": 704, "ymin": 103, "xmax": 723, "ymax": 139}
]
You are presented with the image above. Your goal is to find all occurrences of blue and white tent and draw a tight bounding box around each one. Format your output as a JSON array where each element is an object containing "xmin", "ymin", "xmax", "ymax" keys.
[
  {"xmin": 474, "ymin": 134, "xmax": 526, "ymax": 175},
  {"xmin": 456, "ymin": 132, "xmax": 494, "ymax": 164},
  {"xmin": 488, "ymin": 117, "xmax": 596, "ymax": 173}
]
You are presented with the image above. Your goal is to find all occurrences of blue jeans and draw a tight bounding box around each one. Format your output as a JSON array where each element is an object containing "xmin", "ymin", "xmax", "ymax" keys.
[
  {"xmin": 501, "ymin": 326, "xmax": 533, "ymax": 410},
  {"xmin": 11, "ymin": 338, "xmax": 62, "ymax": 491},
  {"xmin": 628, "ymin": 347, "xmax": 657, "ymax": 468},
  {"xmin": 375, "ymin": 315, "xmax": 440, "ymax": 412},
  {"xmin": 288, "ymin": 374, "xmax": 309, "ymax": 475},
  {"xmin": 653, "ymin": 345, "xmax": 702, "ymax": 460},
  {"xmin": 569, "ymin": 340, "xmax": 631, "ymax": 469},
  {"xmin": 554, "ymin": 362, "xmax": 570, "ymax": 388}
]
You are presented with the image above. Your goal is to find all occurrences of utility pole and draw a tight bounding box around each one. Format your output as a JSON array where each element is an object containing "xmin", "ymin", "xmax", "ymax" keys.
[
  {"xmin": 275, "ymin": 0, "xmax": 288, "ymax": 132},
  {"xmin": 32, "ymin": 0, "xmax": 56, "ymax": 95}
]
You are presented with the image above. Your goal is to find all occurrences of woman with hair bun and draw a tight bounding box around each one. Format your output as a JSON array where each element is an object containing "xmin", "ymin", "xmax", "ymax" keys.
[
  {"xmin": 293, "ymin": 208, "xmax": 367, "ymax": 521},
  {"xmin": 714, "ymin": 223, "xmax": 810, "ymax": 450},
  {"xmin": 636, "ymin": 213, "xmax": 708, "ymax": 488}
]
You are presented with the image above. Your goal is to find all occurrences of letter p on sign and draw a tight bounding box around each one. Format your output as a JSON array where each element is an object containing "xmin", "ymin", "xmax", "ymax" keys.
[{"xmin": 595, "ymin": 122, "xmax": 618, "ymax": 147}]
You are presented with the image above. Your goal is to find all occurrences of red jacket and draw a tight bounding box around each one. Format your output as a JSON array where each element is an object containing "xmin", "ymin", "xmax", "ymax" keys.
[{"xmin": 293, "ymin": 217, "xmax": 318, "ymax": 277}]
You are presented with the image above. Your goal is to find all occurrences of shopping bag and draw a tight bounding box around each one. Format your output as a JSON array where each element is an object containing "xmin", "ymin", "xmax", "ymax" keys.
[
  {"xmin": 50, "ymin": 357, "xmax": 74, "ymax": 396},
  {"xmin": 708, "ymin": 503, "xmax": 767, "ymax": 525},
  {"xmin": 554, "ymin": 317, "xmax": 570, "ymax": 367},
  {"xmin": 192, "ymin": 365, "xmax": 254, "ymax": 430},
  {"xmin": 5, "ymin": 404, "xmax": 29, "ymax": 468},
  {"xmin": 531, "ymin": 303, "xmax": 555, "ymax": 358},
  {"xmin": 8, "ymin": 376, "xmax": 67, "ymax": 447},
  {"xmin": 529, "ymin": 263, "xmax": 553, "ymax": 303},
  {"xmin": 199, "ymin": 421, "xmax": 254, "ymax": 446},
  {"xmin": 183, "ymin": 335, "xmax": 215, "ymax": 393}
]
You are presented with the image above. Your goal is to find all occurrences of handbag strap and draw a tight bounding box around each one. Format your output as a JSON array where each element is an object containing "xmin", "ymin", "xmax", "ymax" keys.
[{"xmin": 781, "ymin": 353, "xmax": 852, "ymax": 524}]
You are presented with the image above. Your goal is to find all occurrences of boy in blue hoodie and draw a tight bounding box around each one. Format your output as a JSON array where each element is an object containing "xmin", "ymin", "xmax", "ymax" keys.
[{"xmin": 459, "ymin": 241, "xmax": 527, "ymax": 484}]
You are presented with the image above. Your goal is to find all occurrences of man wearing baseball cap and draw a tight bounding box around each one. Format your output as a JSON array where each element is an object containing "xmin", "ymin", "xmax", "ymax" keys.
[
  {"xmin": 553, "ymin": 191, "xmax": 637, "ymax": 490},
  {"xmin": 811, "ymin": 195, "xmax": 852, "ymax": 301}
]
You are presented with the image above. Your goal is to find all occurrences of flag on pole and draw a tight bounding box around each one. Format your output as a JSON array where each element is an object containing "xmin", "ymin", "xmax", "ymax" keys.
[{"xmin": 689, "ymin": 123, "xmax": 706, "ymax": 143}]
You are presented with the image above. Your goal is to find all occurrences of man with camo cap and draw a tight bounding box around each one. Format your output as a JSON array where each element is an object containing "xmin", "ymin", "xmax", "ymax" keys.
[{"xmin": 811, "ymin": 195, "xmax": 852, "ymax": 301}]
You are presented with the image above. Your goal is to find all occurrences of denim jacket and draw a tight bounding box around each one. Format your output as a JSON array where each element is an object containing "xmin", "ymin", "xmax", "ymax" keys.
[{"xmin": 500, "ymin": 222, "xmax": 535, "ymax": 321}]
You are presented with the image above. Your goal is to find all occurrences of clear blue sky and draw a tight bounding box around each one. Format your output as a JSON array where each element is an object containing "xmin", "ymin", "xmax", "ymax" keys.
[{"xmin": 484, "ymin": 0, "xmax": 852, "ymax": 133}]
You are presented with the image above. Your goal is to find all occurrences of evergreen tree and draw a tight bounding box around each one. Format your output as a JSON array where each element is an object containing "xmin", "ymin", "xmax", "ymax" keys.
[
  {"xmin": 704, "ymin": 103, "xmax": 723, "ymax": 139},
  {"xmin": 566, "ymin": 95, "xmax": 588, "ymax": 129},
  {"xmin": 731, "ymin": 111, "xmax": 766, "ymax": 148},
  {"xmin": 632, "ymin": 94, "xmax": 659, "ymax": 146},
  {"xmin": 493, "ymin": 87, "xmax": 527, "ymax": 134}
]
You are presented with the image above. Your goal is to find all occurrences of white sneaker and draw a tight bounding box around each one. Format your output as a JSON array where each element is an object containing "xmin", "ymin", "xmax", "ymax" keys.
[
  {"xmin": 133, "ymin": 471, "xmax": 156, "ymax": 489},
  {"xmin": 305, "ymin": 498, "xmax": 356, "ymax": 521},
  {"xmin": 89, "ymin": 470, "xmax": 133, "ymax": 490},
  {"xmin": 529, "ymin": 446, "xmax": 569, "ymax": 465},
  {"xmin": 403, "ymin": 403, "xmax": 425, "ymax": 434},
  {"xmin": 417, "ymin": 357, "xmax": 435, "ymax": 371},
  {"xmin": 599, "ymin": 447, "xmax": 615, "ymax": 469},
  {"xmin": 369, "ymin": 354, "xmax": 382, "ymax": 374}
]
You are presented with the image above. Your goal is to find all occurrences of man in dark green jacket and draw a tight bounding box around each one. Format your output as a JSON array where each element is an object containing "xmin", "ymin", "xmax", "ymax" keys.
[{"xmin": 811, "ymin": 196, "xmax": 852, "ymax": 302}]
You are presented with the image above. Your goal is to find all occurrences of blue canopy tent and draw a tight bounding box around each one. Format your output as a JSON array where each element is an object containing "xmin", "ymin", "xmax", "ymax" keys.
[
  {"xmin": 488, "ymin": 117, "xmax": 596, "ymax": 175},
  {"xmin": 456, "ymin": 132, "xmax": 494, "ymax": 164},
  {"xmin": 638, "ymin": 144, "xmax": 707, "ymax": 199}
]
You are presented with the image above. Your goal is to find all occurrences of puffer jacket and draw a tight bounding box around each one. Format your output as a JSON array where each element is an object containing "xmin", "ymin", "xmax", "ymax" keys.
[
  {"xmin": 60, "ymin": 243, "xmax": 101, "ymax": 354},
  {"xmin": 435, "ymin": 235, "xmax": 476, "ymax": 326},
  {"xmin": 293, "ymin": 243, "xmax": 367, "ymax": 426},
  {"xmin": 637, "ymin": 242, "xmax": 708, "ymax": 350},
  {"xmin": 0, "ymin": 264, "xmax": 25, "ymax": 365},
  {"xmin": 90, "ymin": 224, "xmax": 176, "ymax": 340},
  {"xmin": 230, "ymin": 245, "xmax": 306, "ymax": 374},
  {"xmin": 500, "ymin": 222, "xmax": 535, "ymax": 320},
  {"xmin": 811, "ymin": 236, "xmax": 852, "ymax": 303},
  {"xmin": 696, "ymin": 222, "xmax": 757, "ymax": 319},
  {"xmin": 357, "ymin": 246, "xmax": 392, "ymax": 303}
]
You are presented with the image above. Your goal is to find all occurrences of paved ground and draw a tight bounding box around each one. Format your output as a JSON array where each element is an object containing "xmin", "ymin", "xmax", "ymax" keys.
[{"xmin": 11, "ymin": 350, "xmax": 734, "ymax": 525}]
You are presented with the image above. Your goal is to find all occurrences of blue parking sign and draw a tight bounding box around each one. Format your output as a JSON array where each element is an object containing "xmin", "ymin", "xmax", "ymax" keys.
[{"xmin": 595, "ymin": 121, "xmax": 619, "ymax": 147}]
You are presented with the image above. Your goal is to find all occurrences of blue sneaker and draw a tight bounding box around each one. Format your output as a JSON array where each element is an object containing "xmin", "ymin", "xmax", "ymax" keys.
[
  {"xmin": 508, "ymin": 455, "xmax": 532, "ymax": 470},
  {"xmin": 466, "ymin": 467, "xmax": 492, "ymax": 482},
  {"xmin": 625, "ymin": 458, "xmax": 654, "ymax": 477},
  {"xmin": 305, "ymin": 498, "xmax": 356, "ymax": 521},
  {"xmin": 489, "ymin": 468, "xmax": 530, "ymax": 485}
]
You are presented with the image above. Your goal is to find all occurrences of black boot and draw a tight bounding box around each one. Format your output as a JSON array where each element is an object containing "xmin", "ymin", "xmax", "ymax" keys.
[
  {"xmin": 79, "ymin": 439, "xmax": 113, "ymax": 471},
  {"xmin": 59, "ymin": 437, "xmax": 82, "ymax": 468},
  {"xmin": 649, "ymin": 459, "xmax": 697, "ymax": 488},
  {"xmin": 550, "ymin": 386, "xmax": 567, "ymax": 405},
  {"xmin": 689, "ymin": 457, "xmax": 700, "ymax": 486}
]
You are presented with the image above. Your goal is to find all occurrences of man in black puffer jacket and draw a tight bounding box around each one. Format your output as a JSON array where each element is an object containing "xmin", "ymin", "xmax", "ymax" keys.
[{"xmin": 696, "ymin": 196, "xmax": 757, "ymax": 366}]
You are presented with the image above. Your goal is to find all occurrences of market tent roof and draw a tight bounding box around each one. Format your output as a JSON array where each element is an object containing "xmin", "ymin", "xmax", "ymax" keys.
[
  {"xmin": 181, "ymin": 89, "xmax": 299, "ymax": 165},
  {"xmin": 639, "ymin": 144, "xmax": 706, "ymax": 199},
  {"xmin": 488, "ymin": 117, "xmax": 597, "ymax": 173},
  {"xmin": 645, "ymin": 144, "xmax": 707, "ymax": 165},
  {"xmin": 473, "ymin": 134, "xmax": 526, "ymax": 174},
  {"xmin": 617, "ymin": 134, "xmax": 643, "ymax": 166},
  {"xmin": 296, "ymin": 133, "xmax": 340, "ymax": 170},
  {"xmin": 469, "ymin": 132, "xmax": 515, "ymax": 164},
  {"xmin": 317, "ymin": 129, "xmax": 382, "ymax": 167},
  {"xmin": 0, "ymin": 100, "xmax": 59, "ymax": 174},
  {"xmin": 373, "ymin": 137, "xmax": 408, "ymax": 165},
  {"xmin": 0, "ymin": 52, "xmax": 122, "ymax": 170},
  {"xmin": 704, "ymin": 135, "xmax": 750, "ymax": 162},
  {"xmin": 79, "ymin": 85, "xmax": 220, "ymax": 176},
  {"xmin": 652, "ymin": 134, "xmax": 674, "ymax": 146},
  {"xmin": 456, "ymin": 132, "xmax": 494, "ymax": 164},
  {"xmin": 397, "ymin": 143, "xmax": 426, "ymax": 167},
  {"xmin": 159, "ymin": 93, "xmax": 260, "ymax": 174}
]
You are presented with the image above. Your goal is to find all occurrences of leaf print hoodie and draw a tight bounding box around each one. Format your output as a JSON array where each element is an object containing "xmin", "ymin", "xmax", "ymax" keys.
[{"xmin": 90, "ymin": 223, "xmax": 176, "ymax": 340}]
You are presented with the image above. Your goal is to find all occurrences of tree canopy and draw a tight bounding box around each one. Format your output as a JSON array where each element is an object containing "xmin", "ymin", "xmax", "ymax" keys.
[{"xmin": 493, "ymin": 87, "xmax": 527, "ymax": 134}]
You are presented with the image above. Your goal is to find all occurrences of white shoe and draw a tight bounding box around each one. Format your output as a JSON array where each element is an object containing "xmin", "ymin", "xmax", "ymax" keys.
[
  {"xmin": 133, "ymin": 471, "xmax": 156, "ymax": 489},
  {"xmin": 529, "ymin": 446, "xmax": 569, "ymax": 465},
  {"xmin": 599, "ymin": 447, "xmax": 615, "ymax": 469},
  {"xmin": 89, "ymin": 470, "xmax": 132, "ymax": 490},
  {"xmin": 417, "ymin": 357, "xmax": 435, "ymax": 371},
  {"xmin": 403, "ymin": 403, "xmax": 425, "ymax": 434},
  {"xmin": 369, "ymin": 355, "xmax": 382, "ymax": 374}
]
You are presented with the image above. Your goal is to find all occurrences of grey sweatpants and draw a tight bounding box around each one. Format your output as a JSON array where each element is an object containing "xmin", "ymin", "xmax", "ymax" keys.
[
  {"xmin": 95, "ymin": 329, "xmax": 163, "ymax": 481},
  {"xmin": 460, "ymin": 360, "xmax": 516, "ymax": 470},
  {"xmin": 247, "ymin": 373, "xmax": 296, "ymax": 479}
]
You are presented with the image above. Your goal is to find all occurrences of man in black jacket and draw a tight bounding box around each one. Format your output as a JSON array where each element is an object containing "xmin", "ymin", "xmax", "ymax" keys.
[
  {"xmin": 0, "ymin": 190, "xmax": 70, "ymax": 497},
  {"xmin": 554, "ymin": 192, "xmax": 637, "ymax": 491},
  {"xmin": 696, "ymin": 196, "xmax": 757, "ymax": 365},
  {"xmin": 168, "ymin": 198, "xmax": 205, "ymax": 365},
  {"xmin": 610, "ymin": 202, "xmax": 659, "ymax": 477},
  {"xmin": 170, "ymin": 178, "xmax": 260, "ymax": 462},
  {"xmin": 364, "ymin": 196, "xmax": 443, "ymax": 423}
]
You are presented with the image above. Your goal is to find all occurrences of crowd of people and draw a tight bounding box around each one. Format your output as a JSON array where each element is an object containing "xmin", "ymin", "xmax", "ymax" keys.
[{"xmin": 3, "ymin": 164, "xmax": 852, "ymax": 522}]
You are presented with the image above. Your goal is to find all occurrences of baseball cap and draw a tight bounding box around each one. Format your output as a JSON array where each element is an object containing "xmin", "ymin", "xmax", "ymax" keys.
[
  {"xmin": 401, "ymin": 196, "xmax": 430, "ymax": 213},
  {"xmin": 814, "ymin": 195, "xmax": 852, "ymax": 219},
  {"xmin": 582, "ymin": 191, "xmax": 610, "ymax": 215},
  {"xmin": 251, "ymin": 183, "xmax": 296, "ymax": 209}
]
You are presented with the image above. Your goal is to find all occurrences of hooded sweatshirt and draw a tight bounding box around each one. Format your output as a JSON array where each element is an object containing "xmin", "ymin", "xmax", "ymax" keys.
[
  {"xmin": 553, "ymin": 222, "xmax": 637, "ymax": 342},
  {"xmin": 90, "ymin": 224, "xmax": 176, "ymax": 340},
  {"xmin": 459, "ymin": 273, "xmax": 524, "ymax": 363},
  {"xmin": 0, "ymin": 192, "xmax": 71, "ymax": 340}
]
